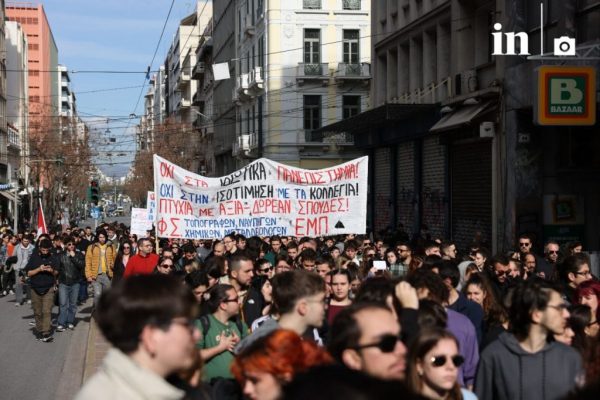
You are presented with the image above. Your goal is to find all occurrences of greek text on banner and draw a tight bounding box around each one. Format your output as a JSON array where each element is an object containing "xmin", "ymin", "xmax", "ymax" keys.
[{"xmin": 152, "ymin": 155, "xmax": 368, "ymax": 239}]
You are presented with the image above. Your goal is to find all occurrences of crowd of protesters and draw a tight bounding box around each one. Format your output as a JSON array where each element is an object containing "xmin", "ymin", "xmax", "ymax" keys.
[{"xmin": 2, "ymin": 223, "xmax": 600, "ymax": 399}]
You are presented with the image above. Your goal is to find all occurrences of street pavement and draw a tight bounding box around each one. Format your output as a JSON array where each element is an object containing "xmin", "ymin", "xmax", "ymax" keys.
[
  {"xmin": 0, "ymin": 290, "xmax": 93, "ymax": 400},
  {"xmin": 79, "ymin": 213, "xmax": 131, "ymax": 229}
]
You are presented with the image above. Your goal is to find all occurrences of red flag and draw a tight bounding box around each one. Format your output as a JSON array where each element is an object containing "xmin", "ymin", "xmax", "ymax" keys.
[{"xmin": 37, "ymin": 198, "xmax": 47, "ymax": 236}]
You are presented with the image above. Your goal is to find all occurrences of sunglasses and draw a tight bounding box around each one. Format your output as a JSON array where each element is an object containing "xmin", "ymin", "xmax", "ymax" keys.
[
  {"xmin": 259, "ymin": 266, "xmax": 273, "ymax": 273},
  {"xmin": 160, "ymin": 264, "xmax": 174, "ymax": 269},
  {"xmin": 354, "ymin": 334, "xmax": 402, "ymax": 353},
  {"xmin": 430, "ymin": 354, "xmax": 465, "ymax": 368},
  {"xmin": 548, "ymin": 250, "xmax": 559, "ymax": 254},
  {"xmin": 519, "ymin": 242, "xmax": 531, "ymax": 247},
  {"xmin": 495, "ymin": 270, "xmax": 509, "ymax": 276},
  {"xmin": 122, "ymin": 246, "xmax": 131, "ymax": 249}
]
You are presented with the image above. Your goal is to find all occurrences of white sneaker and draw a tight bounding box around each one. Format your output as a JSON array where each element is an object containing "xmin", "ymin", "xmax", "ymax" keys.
[
  {"xmin": 9, "ymin": 290, "xmax": 14, "ymax": 295},
  {"xmin": 26, "ymin": 300, "xmax": 31, "ymax": 305},
  {"xmin": 2, "ymin": 290, "xmax": 6, "ymax": 296},
  {"xmin": 67, "ymin": 323, "xmax": 75, "ymax": 330}
]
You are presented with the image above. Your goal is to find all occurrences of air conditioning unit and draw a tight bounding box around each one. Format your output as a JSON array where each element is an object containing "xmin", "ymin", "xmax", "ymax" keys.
[{"xmin": 239, "ymin": 134, "xmax": 250, "ymax": 151}]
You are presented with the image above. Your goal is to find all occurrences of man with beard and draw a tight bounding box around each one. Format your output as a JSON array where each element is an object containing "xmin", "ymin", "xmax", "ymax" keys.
[
  {"xmin": 328, "ymin": 303, "xmax": 407, "ymax": 381},
  {"xmin": 475, "ymin": 280, "xmax": 582, "ymax": 400}
]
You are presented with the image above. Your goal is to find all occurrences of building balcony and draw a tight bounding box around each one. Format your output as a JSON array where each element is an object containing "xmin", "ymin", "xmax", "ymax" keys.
[
  {"xmin": 192, "ymin": 61, "xmax": 205, "ymax": 79},
  {"xmin": 334, "ymin": 62, "xmax": 371, "ymax": 85},
  {"xmin": 177, "ymin": 98, "xmax": 192, "ymax": 109},
  {"xmin": 296, "ymin": 63, "xmax": 329, "ymax": 86},
  {"xmin": 196, "ymin": 37, "xmax": 213, "ymax": 60},
  {"xmin": 342, "ymin": 0, "xmax": 361, "ymax": 10},
  {"xmin": 192, "ymin": 90, "xmax": 204, "ymax": 106},
  {"xmin": 178, "ymin": 69, "xmax": 191, "ymax": 89},
  {"xmin": 303, "ymin": 0, "xmax": 321, "ymax": 9},
  {"xmin": 303, "ymin": 129, "xmax": 354, "ymax": 145},
  {"xmin": 248, "ymin": 67, "xmax": 264, "ymax": 93}
]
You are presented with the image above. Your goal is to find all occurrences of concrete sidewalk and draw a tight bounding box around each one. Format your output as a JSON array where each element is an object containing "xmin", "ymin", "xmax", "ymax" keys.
[
  {"xmin": 81, "ymin": 313, "xmax": 110, "ymax": 383},
  {"xmin": 54, "ymin": 299, "xmax": 111, "ymax": 399}
]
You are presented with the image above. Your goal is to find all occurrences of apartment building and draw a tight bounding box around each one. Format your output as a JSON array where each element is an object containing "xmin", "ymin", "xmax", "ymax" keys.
[
  {"xmin": 165, "ymin": 2, "xmax": 212, "ymax": 124},
  {"xmin": 5, "ymin": 19, "xmax": 28, "ymax": 187},
  {"xmin": 211, "ymin": 0, "xmax": 237, "ymax": 175},
  {"xmin": 230, "ymin": 0, "xmax": 370, "ymax": 170},
  {"xmin": 192, "ymin": 17, "xmax": 215, "ymax": 176},
  {"xmin": 7, "ymin": 3, "xmax": 59, "ymax": 133},
  {"xmin": 321, "ymin": 0, "xmax": 600, "ymax": 253}
]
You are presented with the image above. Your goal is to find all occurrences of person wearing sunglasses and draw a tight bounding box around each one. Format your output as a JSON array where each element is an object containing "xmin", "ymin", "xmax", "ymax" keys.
[
  {"xmin": 557, "ymin": 253, "xmax": 593, "ymax": 305},
  {"xmin": 155, "ymin": 258, "xmax": 175, "ymax": 275},
  {"xmin": 56, "ymin": 238, "xmax": 86, "ymax": 332},
  {"xmin": 255, "ymin": 259, "xmax": 274, "ymax": 278},
  {"xmin": 197, "ymin": 284, "xmax": 248, "ymax": 383},
  {"xmin": 407, "ymin": 328, "xmax": 475, "ymax": 400},
  {"xmin": 328, "ymin": 302, "xmax": 407, "ymax": 381},
  {"xmin": 474, "ymin": 280, "xmax": 582, "ymax": 400}
]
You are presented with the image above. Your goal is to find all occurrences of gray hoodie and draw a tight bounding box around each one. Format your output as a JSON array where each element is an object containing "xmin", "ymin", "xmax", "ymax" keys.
[{"xmin": 474, "ymin": 331, "xmax": 582, "ymax": 400}]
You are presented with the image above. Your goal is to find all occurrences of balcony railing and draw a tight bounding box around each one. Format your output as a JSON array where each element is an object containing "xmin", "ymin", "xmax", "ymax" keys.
[
  {"xmin": 303, "ymin": 0, "xmax": 321, "ymax": 9},
  {"xmin": 296, "ymin": 63, "xmax": 329, "ymax": 85},
  {"xmin": 192, "ymin": 62, "xmax": 205, "ymax": 79},
  {"xmin": 335, "ymin": 62, "xmax": 371, "ymax": 82},
  {"xmin": 305, "ymin": 130, "xmax": 354, "ymax": 144},
  {"xmin": 342, "ymin": 0, "xmax": 360, "ymax": 10}
]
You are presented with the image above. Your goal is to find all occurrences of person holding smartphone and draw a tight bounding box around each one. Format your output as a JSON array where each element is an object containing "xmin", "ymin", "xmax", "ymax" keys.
[{"xmin": 25, "ymin": 239, "xmax": 59, "ymax": 342}]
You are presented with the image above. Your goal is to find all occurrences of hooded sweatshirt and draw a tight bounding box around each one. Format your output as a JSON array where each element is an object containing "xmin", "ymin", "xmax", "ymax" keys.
[{"xmin": 474, "ymin": 331, "xmax": 582, "ymax": 400}]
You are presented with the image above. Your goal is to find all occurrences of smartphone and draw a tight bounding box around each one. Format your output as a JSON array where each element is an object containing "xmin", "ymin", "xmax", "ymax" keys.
[{"xmin": 374, "ymin": 261, "xmax": 387, "ymax": 271}]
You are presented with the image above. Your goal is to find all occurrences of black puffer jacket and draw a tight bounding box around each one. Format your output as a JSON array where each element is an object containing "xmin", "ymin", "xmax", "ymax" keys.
[{"xmin": 57, "ymin": 251, "xmax": 85, "ymax": 285}]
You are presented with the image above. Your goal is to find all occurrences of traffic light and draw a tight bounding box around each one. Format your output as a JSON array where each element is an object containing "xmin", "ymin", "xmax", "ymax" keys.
[{"xmin": 89, "ymin": 180, "xmax": 100, "ymax": 205}]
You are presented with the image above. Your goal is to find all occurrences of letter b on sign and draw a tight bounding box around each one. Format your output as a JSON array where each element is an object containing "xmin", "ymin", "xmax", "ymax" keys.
[
  {"xmin": 550, "ymin": 79, "xmax": 583, "ymax": 104},
  {"xmin": 536, "ymin": 66, "xmax": 596, "ymax": 126}
]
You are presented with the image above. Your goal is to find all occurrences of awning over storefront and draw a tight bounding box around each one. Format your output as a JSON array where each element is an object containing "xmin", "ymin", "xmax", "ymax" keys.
[
  {"xmin": 0, "ymin": 184, "xmax": 18, "ymax": 203},
  {"xmin": 316, "ymin": 103, "xmax": 440, "ymax": 147},
  {"xmin": 429, "ymin": 100, "xmax": 496, "ymax": 133}
]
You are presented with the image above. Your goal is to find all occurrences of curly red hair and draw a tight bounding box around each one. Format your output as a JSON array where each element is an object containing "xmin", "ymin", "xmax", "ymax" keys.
[{"xmin": 231, "ymin": 329, "xmax": 333, "ymax": 384}]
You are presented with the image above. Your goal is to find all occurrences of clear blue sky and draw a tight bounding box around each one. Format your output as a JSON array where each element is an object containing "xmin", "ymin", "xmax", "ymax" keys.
[{"xmin": 41, "ymin": 0, "xmax": 197, "ymax": 177}]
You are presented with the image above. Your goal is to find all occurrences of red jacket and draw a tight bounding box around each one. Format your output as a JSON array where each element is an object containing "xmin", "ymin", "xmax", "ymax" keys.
[{"xmin": 123, "ymin": 253, "xmax": 159, "ymax": 277}]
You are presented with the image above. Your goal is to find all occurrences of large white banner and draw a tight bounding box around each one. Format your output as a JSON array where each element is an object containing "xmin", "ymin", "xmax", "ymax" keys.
[{"xmin": 153, "ymin": 155, "xmax": 369, "ymax": 239}]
